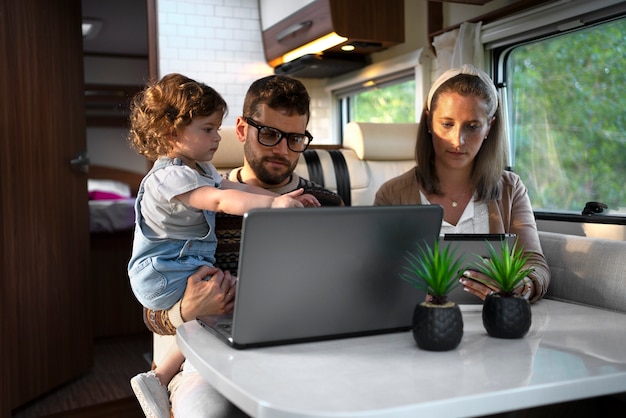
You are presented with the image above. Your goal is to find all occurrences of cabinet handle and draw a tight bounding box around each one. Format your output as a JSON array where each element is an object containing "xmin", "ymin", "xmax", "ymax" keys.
[{"xmin": 276, "ymin": 20, "xmax": 313, "ymax": 42}]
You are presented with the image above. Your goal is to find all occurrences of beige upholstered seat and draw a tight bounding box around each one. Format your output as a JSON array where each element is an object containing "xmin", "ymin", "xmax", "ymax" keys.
[{"xmin": 211, "ymin": 122, "xmax": 419, "ymax": 206}]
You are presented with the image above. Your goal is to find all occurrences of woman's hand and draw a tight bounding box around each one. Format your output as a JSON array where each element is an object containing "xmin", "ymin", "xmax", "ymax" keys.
[
  {"xmin": 460, "ymin": 270, "xmax": 500, "ymax": 301},
  {"xmin": 180, "ymin": 265, "xmax": 237, "ymax": 321},
  {"xmin": 461, "ymin": 270, "xmax": 534, "ymax": 300}
]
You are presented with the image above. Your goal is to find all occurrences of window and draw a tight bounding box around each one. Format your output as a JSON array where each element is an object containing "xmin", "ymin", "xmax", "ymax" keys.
[
  {"xmin": 328, "ymin": 50, "xmax": 427, "ymax": 142},
  {"xmin": 496, "ymin": 14, "xmax": 626, "ymax": 216},
  {"xmin": 341, "ymin": 76, "xmax": 416, "ymax": 124}
]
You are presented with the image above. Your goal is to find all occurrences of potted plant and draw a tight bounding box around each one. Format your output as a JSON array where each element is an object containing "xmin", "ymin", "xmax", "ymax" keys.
[
  {"xmin": 471, "ymin": 239, "xmax": 534, "ymax": 339},
  {"xmin": 400, "ymin": 240, "xmax": 464, "ymax": 351}
]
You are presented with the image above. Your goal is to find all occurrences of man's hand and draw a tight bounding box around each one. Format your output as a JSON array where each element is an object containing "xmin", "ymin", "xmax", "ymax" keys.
[{"xmin": 180, "ymin": 265, "xmax": 236, "ymax": 321}]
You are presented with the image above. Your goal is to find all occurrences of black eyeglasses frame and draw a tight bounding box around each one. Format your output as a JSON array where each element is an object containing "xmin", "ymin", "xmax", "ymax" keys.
[{"xmin": 244, "ymin": 117, "xmax": 313, "ymax": 153}]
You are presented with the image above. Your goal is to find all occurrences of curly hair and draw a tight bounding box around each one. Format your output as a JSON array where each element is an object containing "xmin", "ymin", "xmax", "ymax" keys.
[{"xmin": 128, "ymin": 73, "xmax": 228, "ymax": 160}]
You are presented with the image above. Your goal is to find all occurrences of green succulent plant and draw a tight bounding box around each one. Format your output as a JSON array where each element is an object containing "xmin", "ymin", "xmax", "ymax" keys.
[
  {"xmin": 400, "ymin": 240, "xmax": 463, "ymax": 305},
  {"xmin": 471, "ymin": 239, "xmax": 535, "ymax": 296}
]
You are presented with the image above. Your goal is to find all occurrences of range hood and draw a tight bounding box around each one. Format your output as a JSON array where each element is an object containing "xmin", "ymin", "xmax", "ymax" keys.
[
  {"xmin": 261, "ymin": 0, "xmax": 404, "ymax": 78},
  {"xmin": 274, "ymin": 53, "xmax": 368, "ymax": 78}
]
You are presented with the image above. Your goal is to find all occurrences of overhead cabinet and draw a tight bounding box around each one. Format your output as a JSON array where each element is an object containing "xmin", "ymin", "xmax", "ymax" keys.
[{"xmin": 261, "ymin": 0, "xmax": 404, "ymax": 77}]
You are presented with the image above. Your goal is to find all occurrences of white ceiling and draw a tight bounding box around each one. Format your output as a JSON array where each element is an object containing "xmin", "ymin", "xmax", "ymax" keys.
[{"xmin": 81, "ymin": 0, "xmax": 148, "ymax": 56}]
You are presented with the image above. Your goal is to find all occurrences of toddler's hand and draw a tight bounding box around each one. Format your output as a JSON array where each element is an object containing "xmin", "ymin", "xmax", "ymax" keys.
[
  {"xmin": 296, "ymin": 193, "xmax": 320, "ymax": 207},
  {"xmin": 271, "ymin": 188, "xmax": 304, "ymax": 208}
]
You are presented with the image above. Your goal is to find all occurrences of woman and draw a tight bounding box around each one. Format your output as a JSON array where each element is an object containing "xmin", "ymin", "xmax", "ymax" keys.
[{"xmin": 374, "ymin": 64, "xmax": 549, "ymax": 303}]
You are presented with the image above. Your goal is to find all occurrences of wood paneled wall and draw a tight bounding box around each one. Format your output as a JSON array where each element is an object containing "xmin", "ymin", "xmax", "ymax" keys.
[{"xmin": 1, "ymin": 0, "xmax": 92, "ymax": 414}]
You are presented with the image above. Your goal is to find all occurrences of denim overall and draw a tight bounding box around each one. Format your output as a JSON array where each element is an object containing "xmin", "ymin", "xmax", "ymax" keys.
[{"xmin": 128, "ymin": 158, "xmax": 218, "ymax": 310}]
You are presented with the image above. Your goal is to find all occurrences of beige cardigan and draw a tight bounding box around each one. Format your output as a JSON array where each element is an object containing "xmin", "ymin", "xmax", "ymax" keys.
[{"xmin": 374, "ymin": 168, "xmax": 550, "ymax": 302}]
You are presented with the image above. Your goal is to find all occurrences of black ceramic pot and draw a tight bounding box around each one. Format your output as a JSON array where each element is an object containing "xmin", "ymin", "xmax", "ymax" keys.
[
  {"xmin": 412, "ymin": 302, "xmax": 463, "ymax": 351},
  {"xmin": 482, "ymin": 293, "xmax": 532, "ymax": 339}
]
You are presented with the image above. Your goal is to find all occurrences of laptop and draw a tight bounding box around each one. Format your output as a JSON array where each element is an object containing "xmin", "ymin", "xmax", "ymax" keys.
[
  {"xmin": 197, "ymin": 205, "xmax": 443, "ymax": 349},
  {"xmin": 438, "ymin": 233, "xmax": 517, "ymax": 305}
]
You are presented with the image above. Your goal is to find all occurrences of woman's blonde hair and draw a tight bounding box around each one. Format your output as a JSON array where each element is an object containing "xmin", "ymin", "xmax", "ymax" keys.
[
  {"xmin": 128, "ymin": 73, "xmax": 227, "ymax": 160},
  {"xmin": 415, "ymin": 65, "xmax": 507, "ymax": 202}
]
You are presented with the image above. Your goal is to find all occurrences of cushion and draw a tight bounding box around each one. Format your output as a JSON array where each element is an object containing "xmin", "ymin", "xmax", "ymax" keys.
[
  {"xmin": 87, "ymin": 179, "xmax": 132, "ymax": 198},
  {"xmin": 212, "ymin": 127, "xmax": 244, "ymax": 171},
  {"xmin": 343, "ymin": 122, "xmax": 417, "ymax": 161},
  {"xmin": 540, "ymin": 231, "xmax": 626, "ymax": 313}
]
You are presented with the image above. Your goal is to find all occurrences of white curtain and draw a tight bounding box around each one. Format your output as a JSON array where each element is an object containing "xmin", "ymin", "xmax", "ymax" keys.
[{"xmin": 432, "ymin": 21, "xmax": 484, "ymax": 78}]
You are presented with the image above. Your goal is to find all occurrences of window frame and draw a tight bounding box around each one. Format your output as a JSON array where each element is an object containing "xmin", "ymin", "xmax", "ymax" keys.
[
  {"xmin": 486, "ymin": 0, "xmax": 626, "ymax": 224},
  {"xmin": 337, "ymin": 72, "xmax": 416, "ymax": 125},
  {"xmin": 326, "ymin": 49, "xmax": 431, "ymax": 143}
]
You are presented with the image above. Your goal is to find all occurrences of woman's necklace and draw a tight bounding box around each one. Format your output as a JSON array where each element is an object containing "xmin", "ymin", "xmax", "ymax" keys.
[{"xmin": 446, "ymin": 191, "xmax": 469, "ymax": 208}]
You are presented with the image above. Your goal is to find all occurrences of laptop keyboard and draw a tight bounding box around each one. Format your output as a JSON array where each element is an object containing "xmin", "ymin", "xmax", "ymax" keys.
[{"xmin": 216, "ymin": 322, "xmax": 233, "ymax": 333}]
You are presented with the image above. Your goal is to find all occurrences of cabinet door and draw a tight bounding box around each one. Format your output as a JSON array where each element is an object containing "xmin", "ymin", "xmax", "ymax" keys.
[
  {"xmin": 0, "ymin": 0, "xmax": 92, "ymax": 413},
  {"xmin": 259, "ymin": 0, "xmax": 316, "ymax": 30}
]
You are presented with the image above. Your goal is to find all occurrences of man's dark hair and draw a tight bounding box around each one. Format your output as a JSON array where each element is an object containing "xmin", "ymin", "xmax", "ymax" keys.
[{"xmin": 242, "ymin": 75, "xmax": 310, "ymax": 122}]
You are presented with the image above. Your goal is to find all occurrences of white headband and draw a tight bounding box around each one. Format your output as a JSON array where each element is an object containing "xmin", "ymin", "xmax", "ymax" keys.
[{"xmin": 426, "ymin": 64, "xmax": 499, "ymax": 112}]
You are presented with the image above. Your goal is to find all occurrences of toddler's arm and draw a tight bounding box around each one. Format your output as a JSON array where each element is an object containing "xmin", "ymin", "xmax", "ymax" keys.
[{"xmin": 176, "ymin": 185, "xmax": 304, "ymax": 215}]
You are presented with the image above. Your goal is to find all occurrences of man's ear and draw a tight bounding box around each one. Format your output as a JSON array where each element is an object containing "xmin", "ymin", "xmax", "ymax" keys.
[{"xmin": 235, "ymin": 116, "xmax": 247, "ymax": 144}]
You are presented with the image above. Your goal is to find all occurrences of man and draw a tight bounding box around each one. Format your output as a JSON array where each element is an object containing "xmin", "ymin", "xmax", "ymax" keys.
[
  {"xmin": 213, "ymin": 75, "xmax": 343, "ymax": 274},
  {"xmin": 230, "ymin": 74, "xmax": 341, "ymax": 206},
  {"xmin": 143, "ymin": 75, "xmax": 343, "ymax": 417}
]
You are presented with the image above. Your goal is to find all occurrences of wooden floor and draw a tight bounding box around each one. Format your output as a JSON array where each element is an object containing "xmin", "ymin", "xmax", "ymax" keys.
[{"xmin": 11, "ymin": 333, "xmax": 151, "ymax": 418}]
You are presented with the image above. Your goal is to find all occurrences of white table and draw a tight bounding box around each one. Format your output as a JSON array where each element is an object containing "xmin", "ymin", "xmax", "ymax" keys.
[{"xmin": 177, "ymin": 300, "xmax": 626, "ymax": 417}]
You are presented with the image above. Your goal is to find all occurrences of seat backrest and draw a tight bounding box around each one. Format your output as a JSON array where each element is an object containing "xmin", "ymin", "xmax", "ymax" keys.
[
  {"xmin": 297, "ymin": 122, "xmax": 418, "ymax": 206},
  {"xmin": 213, "ymin": 122, "xmax": 419, "ymax": 207},
  {"xmin": 212, "ymin": 126, "xmax": 244, "ymax": 174},
  {"xmin": 342, "ymin": 122, "xmax": 417, "ymax": 206},
  {"xmin": 539, "ymin": 231, "xmax": 626, "ymax": 313}
]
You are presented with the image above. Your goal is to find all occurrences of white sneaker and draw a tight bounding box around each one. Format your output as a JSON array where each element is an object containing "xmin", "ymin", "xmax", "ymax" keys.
[{"xmin": 130, "ymin": 370, "xmax": 171, "ymax": 418}]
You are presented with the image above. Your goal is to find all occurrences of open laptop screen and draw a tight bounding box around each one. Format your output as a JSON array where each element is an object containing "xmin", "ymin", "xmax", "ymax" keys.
[{"xmin": 198, "ymin": 205, "xmax": 444, "ymax": 348}]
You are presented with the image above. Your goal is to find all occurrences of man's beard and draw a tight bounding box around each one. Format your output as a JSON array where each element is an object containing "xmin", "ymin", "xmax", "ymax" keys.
[{"xmin": 243, "ymin": 142, "xmax": 296, "ymax": 186}]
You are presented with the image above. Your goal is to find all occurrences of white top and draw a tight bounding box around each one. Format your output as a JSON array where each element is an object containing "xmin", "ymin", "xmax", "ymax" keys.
[
  {"xmin": 177, "ymin": 300, "xmax": 626, "ymax": 418},
  {"xmin": 141, "ymin": 160, "xmax": 222, "ymax": 239},
  {"xmin": 419, "ymin": 191, "xmax": 490, "ymax": 234}
]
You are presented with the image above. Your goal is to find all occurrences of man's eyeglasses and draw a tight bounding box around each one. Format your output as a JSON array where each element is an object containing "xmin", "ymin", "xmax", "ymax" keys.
[{"xmin": 244, "ymin": 117, "xmax": 312, "ymax": 153}]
